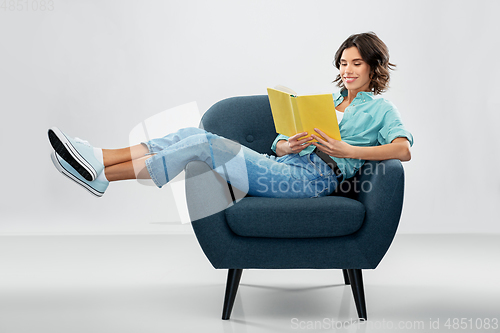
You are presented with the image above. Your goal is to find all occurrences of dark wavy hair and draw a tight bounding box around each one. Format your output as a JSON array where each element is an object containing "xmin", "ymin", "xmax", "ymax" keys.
[{"xmin": 333, "ymin": 32, "xmax": 395, "ymax": 95}]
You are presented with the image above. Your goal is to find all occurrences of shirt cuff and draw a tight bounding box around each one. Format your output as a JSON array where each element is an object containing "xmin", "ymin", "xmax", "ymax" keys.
[
  {"xmin": 388, "ymin": 129, "xmax": 414, "ymax": 147},
  {"xmin": 271, "ymin": 134, "xmax": 289, "ymax": 153}
]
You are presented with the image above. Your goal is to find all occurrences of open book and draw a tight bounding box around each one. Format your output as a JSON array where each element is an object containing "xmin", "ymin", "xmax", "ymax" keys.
[{"xmin": 267, "ymin": 85, "xmax": 341, "ymax": 141}]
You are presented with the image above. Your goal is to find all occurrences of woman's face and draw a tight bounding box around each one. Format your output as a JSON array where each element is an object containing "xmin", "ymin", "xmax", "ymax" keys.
[{"xmin": 339, "ymin": 46, "xmax": 371, "ymax": 93}]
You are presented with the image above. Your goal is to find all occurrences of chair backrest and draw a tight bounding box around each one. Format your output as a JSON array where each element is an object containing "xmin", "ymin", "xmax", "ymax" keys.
[{"xmin": 200, "ymin": 95, "xmax": 277, "ymax": 156}]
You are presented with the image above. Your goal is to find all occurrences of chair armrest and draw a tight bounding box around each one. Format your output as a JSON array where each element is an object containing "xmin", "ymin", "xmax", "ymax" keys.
[
  {"xmin": 185, "ymin": 160, "xmax": 234, "ymax": 221},
  {"xmin": 349, "ymin": 159, "xmax": 405, "ymax": 267},
  {"xmin": 184, "ymin": 160, "xmax": 237, "ymax": 268}
]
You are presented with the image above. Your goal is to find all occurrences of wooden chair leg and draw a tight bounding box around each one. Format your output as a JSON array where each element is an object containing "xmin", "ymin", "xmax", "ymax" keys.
[
  {"xmin": 222, "ymin": 269, "xmax": 243, "ymax": 320},
  {"xmin": 347, "ymin": 269, "xmax": 367, "ymax": 320},
  {"xmin": 342, "ymin": 269, "xmax": 350, "ymax": 285}
]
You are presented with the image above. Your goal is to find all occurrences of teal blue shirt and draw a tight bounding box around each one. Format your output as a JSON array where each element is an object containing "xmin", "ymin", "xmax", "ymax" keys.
[{"xmin": 271, "ymin": 90, "xmax": 414, "ymax": 180}]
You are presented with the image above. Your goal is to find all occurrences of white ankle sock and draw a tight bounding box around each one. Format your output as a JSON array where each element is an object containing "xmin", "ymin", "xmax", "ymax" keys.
[
  {"xmin": 93, "ymin": 147, "xmax": 103, "ymax": 165},
  {"xmin": 96, "ymin": 169, "xmax": 108, "ymax": 182}
]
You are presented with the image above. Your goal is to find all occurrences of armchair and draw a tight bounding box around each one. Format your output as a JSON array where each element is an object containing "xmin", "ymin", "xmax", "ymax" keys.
[{"xmin": 184, "ymin": 95, "xmax": 405, "ymax": 320}]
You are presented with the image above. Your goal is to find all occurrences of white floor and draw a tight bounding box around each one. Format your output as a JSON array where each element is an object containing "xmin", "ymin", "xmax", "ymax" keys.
[{"xmin": 0, "ymin": 234, "xmax": 498, "ymax": 333}]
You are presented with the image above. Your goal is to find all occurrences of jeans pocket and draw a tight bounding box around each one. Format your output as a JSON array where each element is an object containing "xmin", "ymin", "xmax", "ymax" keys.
[{"xmin": 308, "ymin": 154, "xmax": 334, "ymax": 178}]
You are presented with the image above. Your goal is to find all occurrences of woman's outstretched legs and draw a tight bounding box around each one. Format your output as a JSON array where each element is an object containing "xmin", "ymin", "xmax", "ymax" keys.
[
  {"xmin": 104, "ymin": 155, "xmax": 152, "ymax": 181},
  {"xmin": 100, "ymin": 127, "xmax": 211, "ymax": 181},
  {"xmin": 48, "ymin": 127, "xmax": 212, "ymax": 196},
  {"xmin": 101, "ymin": 144, "xmax": 152, "ymax": 182},
  {"xmin": 49, "ymin": 126, "xmax": 338, "ymax": 198},
  {"xmin": 101, "ymin": 127, "xmax": 211, "ymax": 182}
]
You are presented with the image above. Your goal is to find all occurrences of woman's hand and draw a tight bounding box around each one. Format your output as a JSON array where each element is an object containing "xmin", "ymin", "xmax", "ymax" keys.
[
  {"xmin": 311, "ymin": 128, "xmax": 354, "ymax": 158},
  {"xmin": 275, "ymin": 132, "xmax": 313, "ymax": 157},
  {"xmin": 311, "ymin": 128, "xmax": 411, "ymax": 161}
]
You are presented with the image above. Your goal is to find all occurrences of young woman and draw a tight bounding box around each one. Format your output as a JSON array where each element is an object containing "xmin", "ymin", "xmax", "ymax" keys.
[{"xmin": 48, "ymin": 32, "xmax": 413, "ymax": 199}]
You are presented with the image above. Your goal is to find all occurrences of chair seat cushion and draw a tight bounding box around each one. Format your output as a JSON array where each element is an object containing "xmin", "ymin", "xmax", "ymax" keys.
[{"xmin": 225, "ymin": 196, "xmax": 365, "ymax": 238}]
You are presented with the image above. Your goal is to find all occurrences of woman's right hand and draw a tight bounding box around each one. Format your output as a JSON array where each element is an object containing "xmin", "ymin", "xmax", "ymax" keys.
[{"xmin": 275, "ymin": 132, "xmax": 313, "ymax": 157}]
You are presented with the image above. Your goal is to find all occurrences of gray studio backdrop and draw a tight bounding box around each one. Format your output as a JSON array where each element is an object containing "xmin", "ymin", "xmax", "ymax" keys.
[{"xmin": 1, "ymin": 0, "xmax": 499, "ymax": 235}]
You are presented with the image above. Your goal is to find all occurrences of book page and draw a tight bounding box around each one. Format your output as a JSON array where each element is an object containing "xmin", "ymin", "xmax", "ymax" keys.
[
  {"xmin": 267, "ymin": 88, "xmax": 297, "ymax": 136},
  {"xmin": 290, "ymin": 97, "xmax": 303, "ymax": 135},
  {"xmin": 295, "ymin": 94, "xmax": 341, "ymax": 141},
  {"xmin": 273, "ymin": 85, "xmax": 297, "ymax": 97}
]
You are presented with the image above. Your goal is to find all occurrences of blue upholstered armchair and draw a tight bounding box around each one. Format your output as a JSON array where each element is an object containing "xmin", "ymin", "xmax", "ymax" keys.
[{"xmin": 185, "ymin": 95, "xmax": 405, "ymax": 320}]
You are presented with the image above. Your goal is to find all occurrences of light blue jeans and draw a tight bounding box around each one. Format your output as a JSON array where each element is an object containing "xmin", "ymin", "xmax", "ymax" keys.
[{"xmin": 143, "ymin": 127, "xmax": 340, "ymax": 198}]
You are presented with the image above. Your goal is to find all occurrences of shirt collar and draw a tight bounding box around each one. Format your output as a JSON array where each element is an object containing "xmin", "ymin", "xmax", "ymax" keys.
[{"xmin": 334, "ymin": 89, "xmax": 375, "ymax": 106}]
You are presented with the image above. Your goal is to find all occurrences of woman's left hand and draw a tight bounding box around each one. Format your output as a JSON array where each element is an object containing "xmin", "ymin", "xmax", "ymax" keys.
[{"xmin": 311, "ymin": 128, "xmax": 354, "ymax": 159}]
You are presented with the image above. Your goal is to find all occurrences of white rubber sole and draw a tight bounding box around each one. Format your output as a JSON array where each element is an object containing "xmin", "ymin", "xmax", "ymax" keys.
[{"xmin": 51, "ymin": 152, "xmax": 104, "ymax": 197}]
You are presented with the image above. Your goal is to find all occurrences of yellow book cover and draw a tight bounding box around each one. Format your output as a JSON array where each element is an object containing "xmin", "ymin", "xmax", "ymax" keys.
[{"xmin": 267, "ymin": 86, "xmax": 341, "ymax": 141}]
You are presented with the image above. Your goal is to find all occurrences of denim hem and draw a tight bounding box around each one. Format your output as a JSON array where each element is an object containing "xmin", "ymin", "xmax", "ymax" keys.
[
  {"xmin": 141, "ymin": 141, "xmax": 153, "ymax": 153},
  {"xmin": 145, "ymin": 157, "xmax": 163, "ymax": 188}
]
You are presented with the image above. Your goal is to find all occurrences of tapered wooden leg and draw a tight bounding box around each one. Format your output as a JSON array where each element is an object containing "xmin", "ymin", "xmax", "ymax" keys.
[
  {"xmin": 347, "ymin": 269, "xmax": 367, "ymax": 320},
  {"xmin": 222, "ymin": 269, "xmax": 243, "ymax": 320},
  {"xmin": 342, "ymin": 269, "xmax": 350, "ymax": 285}
]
